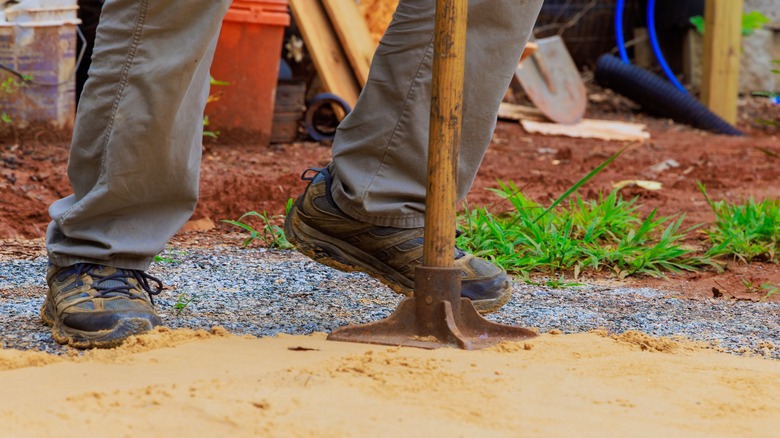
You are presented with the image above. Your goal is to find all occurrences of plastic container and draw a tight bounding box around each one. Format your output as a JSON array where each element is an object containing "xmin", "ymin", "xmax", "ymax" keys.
[
  {"xmin": 0, "ymin": 1, "xmax": 80, "ymax": 128},
  {"xmin": 5, "ymin": 5, "xmax": 78, "ymax": 22},
  {"xmin": 208, "ymin": 0, "xmax": 290, "ymax": 144}
]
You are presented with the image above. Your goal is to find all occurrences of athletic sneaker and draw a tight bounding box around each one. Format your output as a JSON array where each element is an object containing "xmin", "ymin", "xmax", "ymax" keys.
[
  {"xmin": 41, "ymin": 263, "xmax": 163, "ymax": 348},
  {"xmin": 284, "ymin": 167, "xmax": 512, "ymax": 314}
]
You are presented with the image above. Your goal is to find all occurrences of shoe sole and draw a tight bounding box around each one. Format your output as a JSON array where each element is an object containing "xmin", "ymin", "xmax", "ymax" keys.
[
  {"xmin": 40, "ymin": 300, "xmax": 155, "ymax": 349},
  {"xmin": 285, "ymin": 200, "xmax": 511, "ymax": 314}
]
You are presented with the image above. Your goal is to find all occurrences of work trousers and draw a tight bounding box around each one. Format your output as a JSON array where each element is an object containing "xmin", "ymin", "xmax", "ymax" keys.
[{"xmin": 46, "ymin": 0, "xmax": 542, "ymax": 270}]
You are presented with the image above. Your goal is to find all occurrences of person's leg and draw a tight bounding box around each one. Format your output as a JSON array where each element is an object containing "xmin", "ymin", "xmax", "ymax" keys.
[
  {"xmin": 48, "ymin": 0, "xmax": 230, "ymax": 270},
  {"xmin": 286, "ymin": 0, "xmax": 543, "ymax": 314},
  {"xmin": 43, "ymin": 0, "xmax": 230, "ymax": 348},
  {"xmin": 331, "ymin": 0, "xmax": 543, "ymax": 228}
]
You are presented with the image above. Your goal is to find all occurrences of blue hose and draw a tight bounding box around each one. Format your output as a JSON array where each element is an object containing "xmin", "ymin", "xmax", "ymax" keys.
[
  {"xmin": 615, "ymin": 0, "xmax": 630, "ymax": 64},
  {"xmin": 615, "ymin": 0, "xmax": 688, "ymax": 93},
  {"xmin": 646, "ymin": 0, "xmax": 688, "ymax": 93}
]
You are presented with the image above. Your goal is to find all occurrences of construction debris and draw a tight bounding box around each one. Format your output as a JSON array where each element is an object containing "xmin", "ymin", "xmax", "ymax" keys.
[
  {"xmin": 289, "ymin": 0, "xmax": 361, "ymax": 107},
  {"xmin": 321, "ymin": 0, "xmax": 374, "ymax": 87},
  {"xmin": 520, "ymin": 118, "xmax": 651, "ymax": 141}
]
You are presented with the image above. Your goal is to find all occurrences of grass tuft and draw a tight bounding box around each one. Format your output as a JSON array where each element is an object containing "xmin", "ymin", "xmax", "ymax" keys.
[
  {"xmin": 699, "ymin": 183, "xmax": 780, "ymax": 263},
  {"xmin": 457, "ymin": 185, "xmax": 714, "ymax": 279},
  {"xmin": 222, "ymin": 199, "xmax": 294, "ymax": 249}
]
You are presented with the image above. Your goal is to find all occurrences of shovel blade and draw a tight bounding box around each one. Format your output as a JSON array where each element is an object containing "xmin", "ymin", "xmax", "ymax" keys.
[{"xmin": 515, "ymin": 36, "xmax": 586, "ymax": 125}]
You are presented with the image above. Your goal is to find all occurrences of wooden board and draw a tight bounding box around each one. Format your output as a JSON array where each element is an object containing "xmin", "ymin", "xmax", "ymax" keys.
[
  {"xmin": 321, "ymin": 0, "xmax": 375, "ymax": 87},
  {"xmin": 701, "ymin": 0, "xmax": 743, "ymax": 124},
  {"xmin": 520, "ymin": 118, "xmax": 650, "ymax": 142},
  {"xmin": 289, "ymin": 0, "xmax": 360, "ymax": 108},
  {"xmin": 497, "ymin": 103, "xmax": 546, "ymax": 122}
]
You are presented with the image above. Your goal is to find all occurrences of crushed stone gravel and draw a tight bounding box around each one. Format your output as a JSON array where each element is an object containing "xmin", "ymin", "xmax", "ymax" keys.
[{"xmin": 1, "ymin": 245, "xmax": 778, "ymax": 358}]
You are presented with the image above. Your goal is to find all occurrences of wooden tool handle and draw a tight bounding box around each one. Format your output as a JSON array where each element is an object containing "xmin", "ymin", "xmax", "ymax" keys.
[{"xmin": 423, "ymin": 0, "xmax": 467, "ymax": 268}]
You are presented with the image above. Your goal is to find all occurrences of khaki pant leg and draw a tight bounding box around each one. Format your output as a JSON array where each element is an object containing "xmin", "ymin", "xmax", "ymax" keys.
[
  {"xmin": 331, "ymin": 0, "xmax": 543, "ymax": 228},
  {"xmin": 46, "ymin": 0, "xmax": 231, "ymax": 270}
]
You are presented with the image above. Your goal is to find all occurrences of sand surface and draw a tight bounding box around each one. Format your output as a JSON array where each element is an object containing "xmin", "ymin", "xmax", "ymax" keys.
[{"xmin": 2, "ymin": 328, "xmax": 779, "ymax": 437}]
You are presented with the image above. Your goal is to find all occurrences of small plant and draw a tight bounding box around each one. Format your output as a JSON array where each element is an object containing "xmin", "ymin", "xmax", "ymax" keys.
[
  {"xmin": 760, "ymin": 283, "xmax": 779, "ymax": 300},
  {"xmin": 203, "ymin": 76, "xmax": 230, "ymax": 138},
  {"xmin": 0, "ymin": 74, "xmax": 32, "ymax": 126},
  {"xmin": 222, "ymin": 199, "xmax": 294, "ymax": 249},
  {"xmin": 172, "ymin": 292, "xmax": 197, "ymax": 315},
  {"xmin": 153, "ymin": 247, "xmax": 186, "ymax": 264},
  {"xmin": 699, "ymin": 182, "xmax": 780, "ymax": 263},
  {"xmin": 690, "ymin": 10, "xmax": 769, "ymax": 36},
  {"xmin": 756, "ymin": 147, "xmax": 779, "ymax": 160},
  {"xmin": 202, "ymin": 115, "xmax": 218, "ymax": 139},
  {"xmin": 521, "ymin": 273, "xmax": 584, "ymax": 289}
]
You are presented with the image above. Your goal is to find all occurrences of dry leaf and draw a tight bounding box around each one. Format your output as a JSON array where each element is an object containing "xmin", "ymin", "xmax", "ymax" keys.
[{"xmin": 612, "ymin": 180, "xmax": 663, "ymax": 191}]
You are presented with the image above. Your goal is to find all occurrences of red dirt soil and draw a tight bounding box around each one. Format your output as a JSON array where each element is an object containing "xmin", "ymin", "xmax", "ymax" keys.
[{"xmin": 1, "ymin": 95, "xmax": 779, "ymax": 302}]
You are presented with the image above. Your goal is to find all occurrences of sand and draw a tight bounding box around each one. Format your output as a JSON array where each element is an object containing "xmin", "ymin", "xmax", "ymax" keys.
[{"xmin": 2, "ymin": 327, "xmax": 779, "ymax": 437}]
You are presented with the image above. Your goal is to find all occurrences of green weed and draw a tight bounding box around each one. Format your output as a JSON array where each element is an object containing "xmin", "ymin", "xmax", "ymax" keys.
[
  {"xmin": 457, "ymin": 147, "xmax": 714, "ymax": 279},
  {"xmin": 699, "ymin": 183, "xmax": 780, "ymax": 263},
  {"xmin": 756, "ymin": 147, "xmax": 779, "ymax": 160},
  {"xmin": 202, "ymin": 115, "xmax": 219, "ymax": 139},
  {"xmin": 203, "ymin": 76, "xmax": 230, "ymax": 138},
  {"xmin": 760, "ymin": 283, "xmax": 779, "ymax": 300},
  {"xmin": 457, "ymin": 186, "xmax": 711, "ymax": 279},
  {"xmin": 521, "ymin": 273, "xmax": 584, "ymax": 289},
  {"xmin": 172, "ymin": 292, "xmax": 197, "ymax": 315},
  {"xmin": 222, "ymin": 199, "xmax": 294, "ymax": 249},
  {"xmin": 153, "ymin": 248, "xmax": 186, "ymax": 264},
  {"xmin": 0, "ymin": 75, "xmax": 31, "ymax": 126},
  {"xmin": 690, "ymin": 11, "xmax": 769, "ymax": 36}
]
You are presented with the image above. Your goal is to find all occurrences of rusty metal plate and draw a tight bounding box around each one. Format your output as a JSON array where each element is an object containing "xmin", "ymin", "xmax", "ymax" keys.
[{"xmin": 327, "ymin": 267, "xmax": 537, "ymax": 350}]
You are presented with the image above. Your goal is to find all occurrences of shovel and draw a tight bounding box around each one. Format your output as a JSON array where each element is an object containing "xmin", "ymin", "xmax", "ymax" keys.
[
  {"xmin": 515, "ymin": 35, "xmax": 587, "ymax": 125},
  {"xmin": 328, "ymin": 0, "xmax": 537, "ymax": 349}
]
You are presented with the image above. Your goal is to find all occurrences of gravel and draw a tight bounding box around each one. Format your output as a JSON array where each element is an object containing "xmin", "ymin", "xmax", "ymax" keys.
[{"xmin": 1, "ymin": 245, "xmax": 778, "ymax": 358}]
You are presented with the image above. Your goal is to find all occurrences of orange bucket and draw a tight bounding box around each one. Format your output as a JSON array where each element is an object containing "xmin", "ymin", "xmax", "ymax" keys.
[{"xmin": 209, "ymin": 0, "xmax": 290, "ymax": 143}]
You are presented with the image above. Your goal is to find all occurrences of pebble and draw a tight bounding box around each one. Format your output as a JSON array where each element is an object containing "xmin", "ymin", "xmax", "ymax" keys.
[{"xmin": 1, "ymin": 246, "xmax": 778, "ymax": 359}]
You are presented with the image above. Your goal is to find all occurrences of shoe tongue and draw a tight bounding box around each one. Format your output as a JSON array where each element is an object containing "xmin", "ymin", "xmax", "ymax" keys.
[{"xmin": 454, "ymin": 247, "xmax": 466, "ymax": 259}]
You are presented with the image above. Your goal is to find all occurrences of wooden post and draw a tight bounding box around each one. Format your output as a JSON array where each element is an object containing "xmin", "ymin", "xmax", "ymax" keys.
[
  {"xmin": 701, "ymin": 0, "xmax": 743, "ymax": 125},
  {"xmin": 423, "ymin": 0, "xmax": 467, "ymax": 268}
]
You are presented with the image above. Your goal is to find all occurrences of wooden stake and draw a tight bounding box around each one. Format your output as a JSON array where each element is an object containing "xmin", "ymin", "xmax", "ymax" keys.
[
  {"xmin": 701, "ymin": 0, "xmax": 743, "ymax": 124},
  {"xmin": 423, "ymin": 0, "xmax": 467, "ymax": 268}
]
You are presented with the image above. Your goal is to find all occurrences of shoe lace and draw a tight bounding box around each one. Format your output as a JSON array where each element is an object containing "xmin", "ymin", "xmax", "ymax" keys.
[
  {"xmin": 301, "ymin": 166, "xmax": 337, "ymax": 207},
  {"xmin": 302, "ymin": 167, "xmax": 469, "ymax": 260},
  {"xmin": 69, "ymin": 263, "xmax": 164, "ymax": 304}
]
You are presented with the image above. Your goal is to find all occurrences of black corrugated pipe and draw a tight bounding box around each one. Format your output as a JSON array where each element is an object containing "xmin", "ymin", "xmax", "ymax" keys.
[{"xmin": 595, "ymin": 54, "xmax": 743, "ymax": 136}]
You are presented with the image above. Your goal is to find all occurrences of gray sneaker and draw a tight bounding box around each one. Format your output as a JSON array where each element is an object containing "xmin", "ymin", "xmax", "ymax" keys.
[
  {"xmin": 284, "ymin": 167, "xmax": 512, "ymax": 314},
  {"xmin": 41, "ymin": 263, "xmax": 163, "ymax": 348}
]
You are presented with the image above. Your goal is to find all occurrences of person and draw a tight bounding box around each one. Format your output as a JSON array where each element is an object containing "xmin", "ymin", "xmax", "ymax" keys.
[{"xmin": 43, "ymin": 0, "xmax": 543, "ymax": 349}]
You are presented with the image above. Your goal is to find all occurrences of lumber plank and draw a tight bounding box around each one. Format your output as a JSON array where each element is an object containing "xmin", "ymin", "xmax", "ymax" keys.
[
  {"xmin": 701, "ymin": 0, "xmax": 743, "ymax": 124},
  {"xmin": 289, "ymin": 0, "xmax": 360, "ymax": 108},
  {"xmin": 497, "ymin": 102, "xmax": 546, "ymax": 122},
  {"xmin": 321, "ymin": 0, "xmax": 375, "ymax": 87},
  {"xmin": 520, "ymin": 118, "xmax": 650, "ymax": 141}
]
